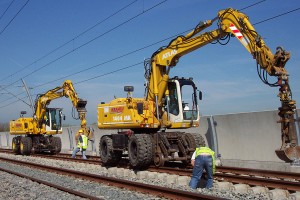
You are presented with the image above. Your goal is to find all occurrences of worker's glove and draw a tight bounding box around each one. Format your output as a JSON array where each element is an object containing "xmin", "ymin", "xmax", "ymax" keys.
[{"xmin": 80, "ymin": 148, "xmax": 82, "ymax": 152}]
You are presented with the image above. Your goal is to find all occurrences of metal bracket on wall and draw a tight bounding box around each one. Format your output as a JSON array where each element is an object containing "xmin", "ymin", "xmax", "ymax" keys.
[
  {"xmin": 208, "ymin": 116, "xmax": 219, "ymax": 156},
  {"xmin": 67, "ymin": 127, "xmax": 74, "ymax": 150},
  {"xmin": 296, "ymin": 110, "xmax": 300, "ymax": 145},
  {"xmin": 5, "ymin": 132, "xmax": 9, "ymax": 147}
]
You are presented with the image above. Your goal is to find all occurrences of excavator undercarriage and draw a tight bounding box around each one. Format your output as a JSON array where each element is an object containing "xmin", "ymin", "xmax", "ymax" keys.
[{"xmin": 99, "ymin": 131, "xmax": 206, "ymax": 168}]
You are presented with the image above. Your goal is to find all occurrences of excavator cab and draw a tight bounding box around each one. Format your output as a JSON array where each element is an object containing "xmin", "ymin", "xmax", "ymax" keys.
[
  {"xmin": 166, "ymin": 77, "xmax": 200, "ymax": 128},
  {"xmin": 45, "ymin": 108, "xmax": 64, "ymax": 133}
]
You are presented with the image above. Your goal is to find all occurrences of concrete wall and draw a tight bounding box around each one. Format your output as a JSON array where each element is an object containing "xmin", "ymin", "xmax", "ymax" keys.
[{"xmin": 1, "ymin": 109, "xmax": 299, "ymax": 171}]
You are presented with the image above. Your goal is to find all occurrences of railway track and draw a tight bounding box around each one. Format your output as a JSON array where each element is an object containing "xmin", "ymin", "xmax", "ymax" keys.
[
  {"xmin": 0, "ymin": 155, "xmax": 224, "ymax": 200},
  {"xmin": 20, "ymin": 151, "xmax": 300, "ymax": 192},
  {"xmin": 1, "ymin": 148, "xmax": 300, "ymax": 199}
]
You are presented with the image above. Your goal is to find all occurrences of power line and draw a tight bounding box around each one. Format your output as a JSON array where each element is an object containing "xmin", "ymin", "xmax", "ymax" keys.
[
  {"xmin": 0, "ymin": 0, "xmax": 15, "ymax": 22},
  {"xmin": 0, "ymin": 0, "xmax": 167, "ymax": 94},
  {"xmin": 0, "ymin": 0, "xmax": 30, "ymax": 36},
  {"xmin": 33, "ymin": 6, "xmax": 300, "ymax": 89},
  {"xmin": 0, "ymin": 90, "xmax": 25, "ymax": 104},
  {"xmin": 75, "ymin": 61, "xmax": 143, "ymax": 85},
  {"xmin": 22, "ymin": 0, "xmax": 167, "ymax": 78},
  {"xmin": 34, "ymin": 29, "xmax": 190, "ymax": 88},
  {"xmin": 254, "ymin": 7, "xmax": 300, "ymax": 25},
  {"xmin": 0, "ymin": 85, "xmax": 29, "ymax": 107},
  {"xmin": 239, "ymin": 0, "xmax": 266, "ymax": 11},
  {"xmin": 0, "ymin": 0, "xmax": 138, "ymax": 83},
  {"xmin": 1, "ymin": 3, "xmax": 299, "ymax": 109}
]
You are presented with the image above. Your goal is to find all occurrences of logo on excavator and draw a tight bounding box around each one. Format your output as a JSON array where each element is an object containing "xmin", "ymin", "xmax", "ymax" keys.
[
  {"xmin": 15, "ymin": 123, "xmax": 22, "ymax": 127},
  {"xmin": 162, "ymin": 49, "xmax": 177, "ymax": 60},
  {"xmin": 110, "ymin": 107, "xmax": 124, "ymax": 114}
]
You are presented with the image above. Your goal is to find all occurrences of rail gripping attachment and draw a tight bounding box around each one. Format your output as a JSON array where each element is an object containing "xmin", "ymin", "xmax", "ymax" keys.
[{"xmin": 275, "ymin": 146, "xmax": 300, "ymax": 162}]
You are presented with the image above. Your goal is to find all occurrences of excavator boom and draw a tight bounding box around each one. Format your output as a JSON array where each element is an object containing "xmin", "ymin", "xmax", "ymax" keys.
[
  {"xmin": 98, "ymin": 8, "xmax": 298, "ymax": 169},
  {"xmin": 149, "ymin": 8, "xmax": 298, "ymax": 162}
]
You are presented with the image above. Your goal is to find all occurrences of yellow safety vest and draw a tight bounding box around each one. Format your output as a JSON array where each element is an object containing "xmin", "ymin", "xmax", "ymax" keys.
[
  {"xmin": 77, "ymin": 135, "xmax": 88, "ymax": 150},
  {"xmin": 195, "ymin": 147, "xmax": 216, "ymax": 174}
]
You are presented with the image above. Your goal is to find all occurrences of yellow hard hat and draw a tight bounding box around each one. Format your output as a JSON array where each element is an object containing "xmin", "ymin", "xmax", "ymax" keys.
[{"xmin": 79, "ymin": 129, "xmax": 83, "ymax": 133}]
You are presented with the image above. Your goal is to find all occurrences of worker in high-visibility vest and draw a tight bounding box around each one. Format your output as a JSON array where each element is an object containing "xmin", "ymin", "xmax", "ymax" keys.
[
  {"xmin": 71, "ymin": 129, "xmax": 88, "ymax": 159},
  {"xmin": 189, "ymin": 146, "xmax": 215, "ymax": 189}
]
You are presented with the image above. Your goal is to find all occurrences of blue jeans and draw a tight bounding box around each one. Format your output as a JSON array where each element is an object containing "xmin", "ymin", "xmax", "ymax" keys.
[
  {"xmin": 189, "ymin": 155, "xmax": 213, "ymax": 189},
  {"xmin": 71, "ymin": 147, "xmax": 87, "ymax": 159}
]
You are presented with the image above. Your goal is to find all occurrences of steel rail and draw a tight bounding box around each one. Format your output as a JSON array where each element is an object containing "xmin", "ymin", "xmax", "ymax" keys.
[
  {"xmin": 218, "ymin": 166, "xmax": 300, "ymax": 181},
  {"xmin": 2, "ymin": 148, "xmax": 300, "ymax": 192},
  {"xmin": 0, "ymin": 166, "xmax": 103, "ymax": 200},
  {"xmin": 0, "ymin": 156, "xmax": 227, "ymax": 200}
]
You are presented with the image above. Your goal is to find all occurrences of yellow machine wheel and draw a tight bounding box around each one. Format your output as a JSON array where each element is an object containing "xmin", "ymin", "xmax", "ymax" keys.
[
  {"xmin": 20, "ymin": 137, "xmax": 32, "ymax": 155},
  {"xmin": 12, "ymin": 137, "xmax": 21, "ymax": 154}
]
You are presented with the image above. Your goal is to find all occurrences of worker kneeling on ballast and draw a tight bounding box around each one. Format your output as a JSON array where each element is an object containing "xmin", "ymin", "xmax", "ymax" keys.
[{"xmin": 71, "ymin": 129, "xmax": 88, "ymax": 159}]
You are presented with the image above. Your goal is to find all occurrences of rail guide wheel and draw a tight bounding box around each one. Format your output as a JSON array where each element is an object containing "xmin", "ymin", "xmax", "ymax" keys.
[{"xmin": 154, "ymin": 152, "xmax": 165, "ymax": 167}]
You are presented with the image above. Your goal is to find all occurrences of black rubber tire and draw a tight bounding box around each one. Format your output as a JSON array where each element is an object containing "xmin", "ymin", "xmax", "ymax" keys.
[
  {"xmin": 185, "ymin": 133, "xmax": 197, "ymax": 150},
  {"xmin": 12, "ymin": 137, "xmax": 20, "ymax": 155},
  {"xmin": 20, "ymin": 137, "xmax": 32, "ymax": 156},
  {"xmin": 50, "ymin": 137, "xmax": 62, "ymax": 154},
  {"xmin": 189, "ymin": 132, "xmax": 206, "ymax": 147},
  {"xmin": 99, "ymin": 135, "xmax": 121, "ymax": 166},
  {"xmin": 128, "ymin": 134, "xmax": 153, "ymax": 169}
]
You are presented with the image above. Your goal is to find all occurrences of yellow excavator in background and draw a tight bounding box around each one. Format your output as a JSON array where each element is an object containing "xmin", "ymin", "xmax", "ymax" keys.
[
  {"xmin": 98, "ymin": 8, "xmax": 298, "ymax": 168},
  {"xmin": 10, "ymin": 80, "xmax": 93, "ymax": 155}
]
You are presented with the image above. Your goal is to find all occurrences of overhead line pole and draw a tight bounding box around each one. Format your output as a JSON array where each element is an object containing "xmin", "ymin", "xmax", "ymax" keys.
[{"xmin": 21, "ymin": 78, "xmax": 34, "ymax": 115}]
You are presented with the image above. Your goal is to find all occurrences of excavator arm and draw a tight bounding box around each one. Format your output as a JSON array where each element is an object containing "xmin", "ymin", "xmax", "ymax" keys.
[
  {"xmin": 148, "ymin": 8, "xmax": 298, "ymax": 162},
  {"xmin": 34, "ymin": 80, "xmax": 93, "ymax": 139}
]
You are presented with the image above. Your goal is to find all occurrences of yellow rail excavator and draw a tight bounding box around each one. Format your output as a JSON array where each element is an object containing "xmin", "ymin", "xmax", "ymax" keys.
[
  {"xmin": 10, "ymin": 80, "xmax": 93, "ymax": 155},
  {"xmin": 98, "ymin": 8, "xmax": 298, "ymax": 168}
]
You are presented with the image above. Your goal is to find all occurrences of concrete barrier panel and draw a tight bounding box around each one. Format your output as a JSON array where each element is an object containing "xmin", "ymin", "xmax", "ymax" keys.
[{"xmin": 1, "ymin": 109, "xmax": 299, "ymax": 171}]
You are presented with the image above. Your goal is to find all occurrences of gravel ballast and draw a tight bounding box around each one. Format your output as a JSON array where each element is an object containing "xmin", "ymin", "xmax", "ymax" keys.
[{"xmin": 0, "ymin": 153, "xmax": 282, "ymax": 199}]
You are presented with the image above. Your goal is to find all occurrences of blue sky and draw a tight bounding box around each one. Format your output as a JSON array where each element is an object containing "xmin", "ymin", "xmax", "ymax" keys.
[{"xmin": 0, "ymin": 0, "xmax": 299, "ymax": 125}]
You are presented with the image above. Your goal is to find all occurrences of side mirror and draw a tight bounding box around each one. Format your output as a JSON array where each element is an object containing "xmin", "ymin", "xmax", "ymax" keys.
[
  {"xmin": 199, "ymin": 91, "xmax": 202, "ymax": 100},
  {"xmin": 124, "ymin": 86, "xmax": 134, "ymax": 92},
  {"xmin": 124, "ymin": 86, "xmax": 134, "ymax": 98}
]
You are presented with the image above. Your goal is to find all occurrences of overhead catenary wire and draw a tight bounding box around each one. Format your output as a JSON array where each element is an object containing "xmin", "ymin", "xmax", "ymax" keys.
[
  {"xmin": 0, "ymin": 0, "xmax": 163, "ymax": 104},
  {"xmin": 1, "ymin": 2, "xmax": 299, "ymax": 109},
  {"xmin": 0, "ymin": 0, "xmax": 15, "ymax": 22},
  {"xmin": 1, "ymin": 5, "xmax": 299, "ymax": 108},
  {"xmin": 253, "ymin": 7, "xmax": 300, "ymax": 25},
  {"xmin": 239, "ymin": 0, "xmax": 266, "ymax": 11},
  {"xmin": 0, "ymin": 62, "xmax": 144, "ymax": 108},
  {"xmin": 0, "ymin": 0, "xmax": 167, "ymax": 94},
  {"xmin": 34, "ymin": 5, "xmax": 300, "ymax": 89},
  {"xmin": 0, "ymin": 0, "xmax": 138, "ymax": 83},
  {"xmin": 0, "ymin": 0, "xmax": 262, "ymax": 90},
  {"xmin": 0, "ymin": 0, "xmax": 30, "ymax": 36}
]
